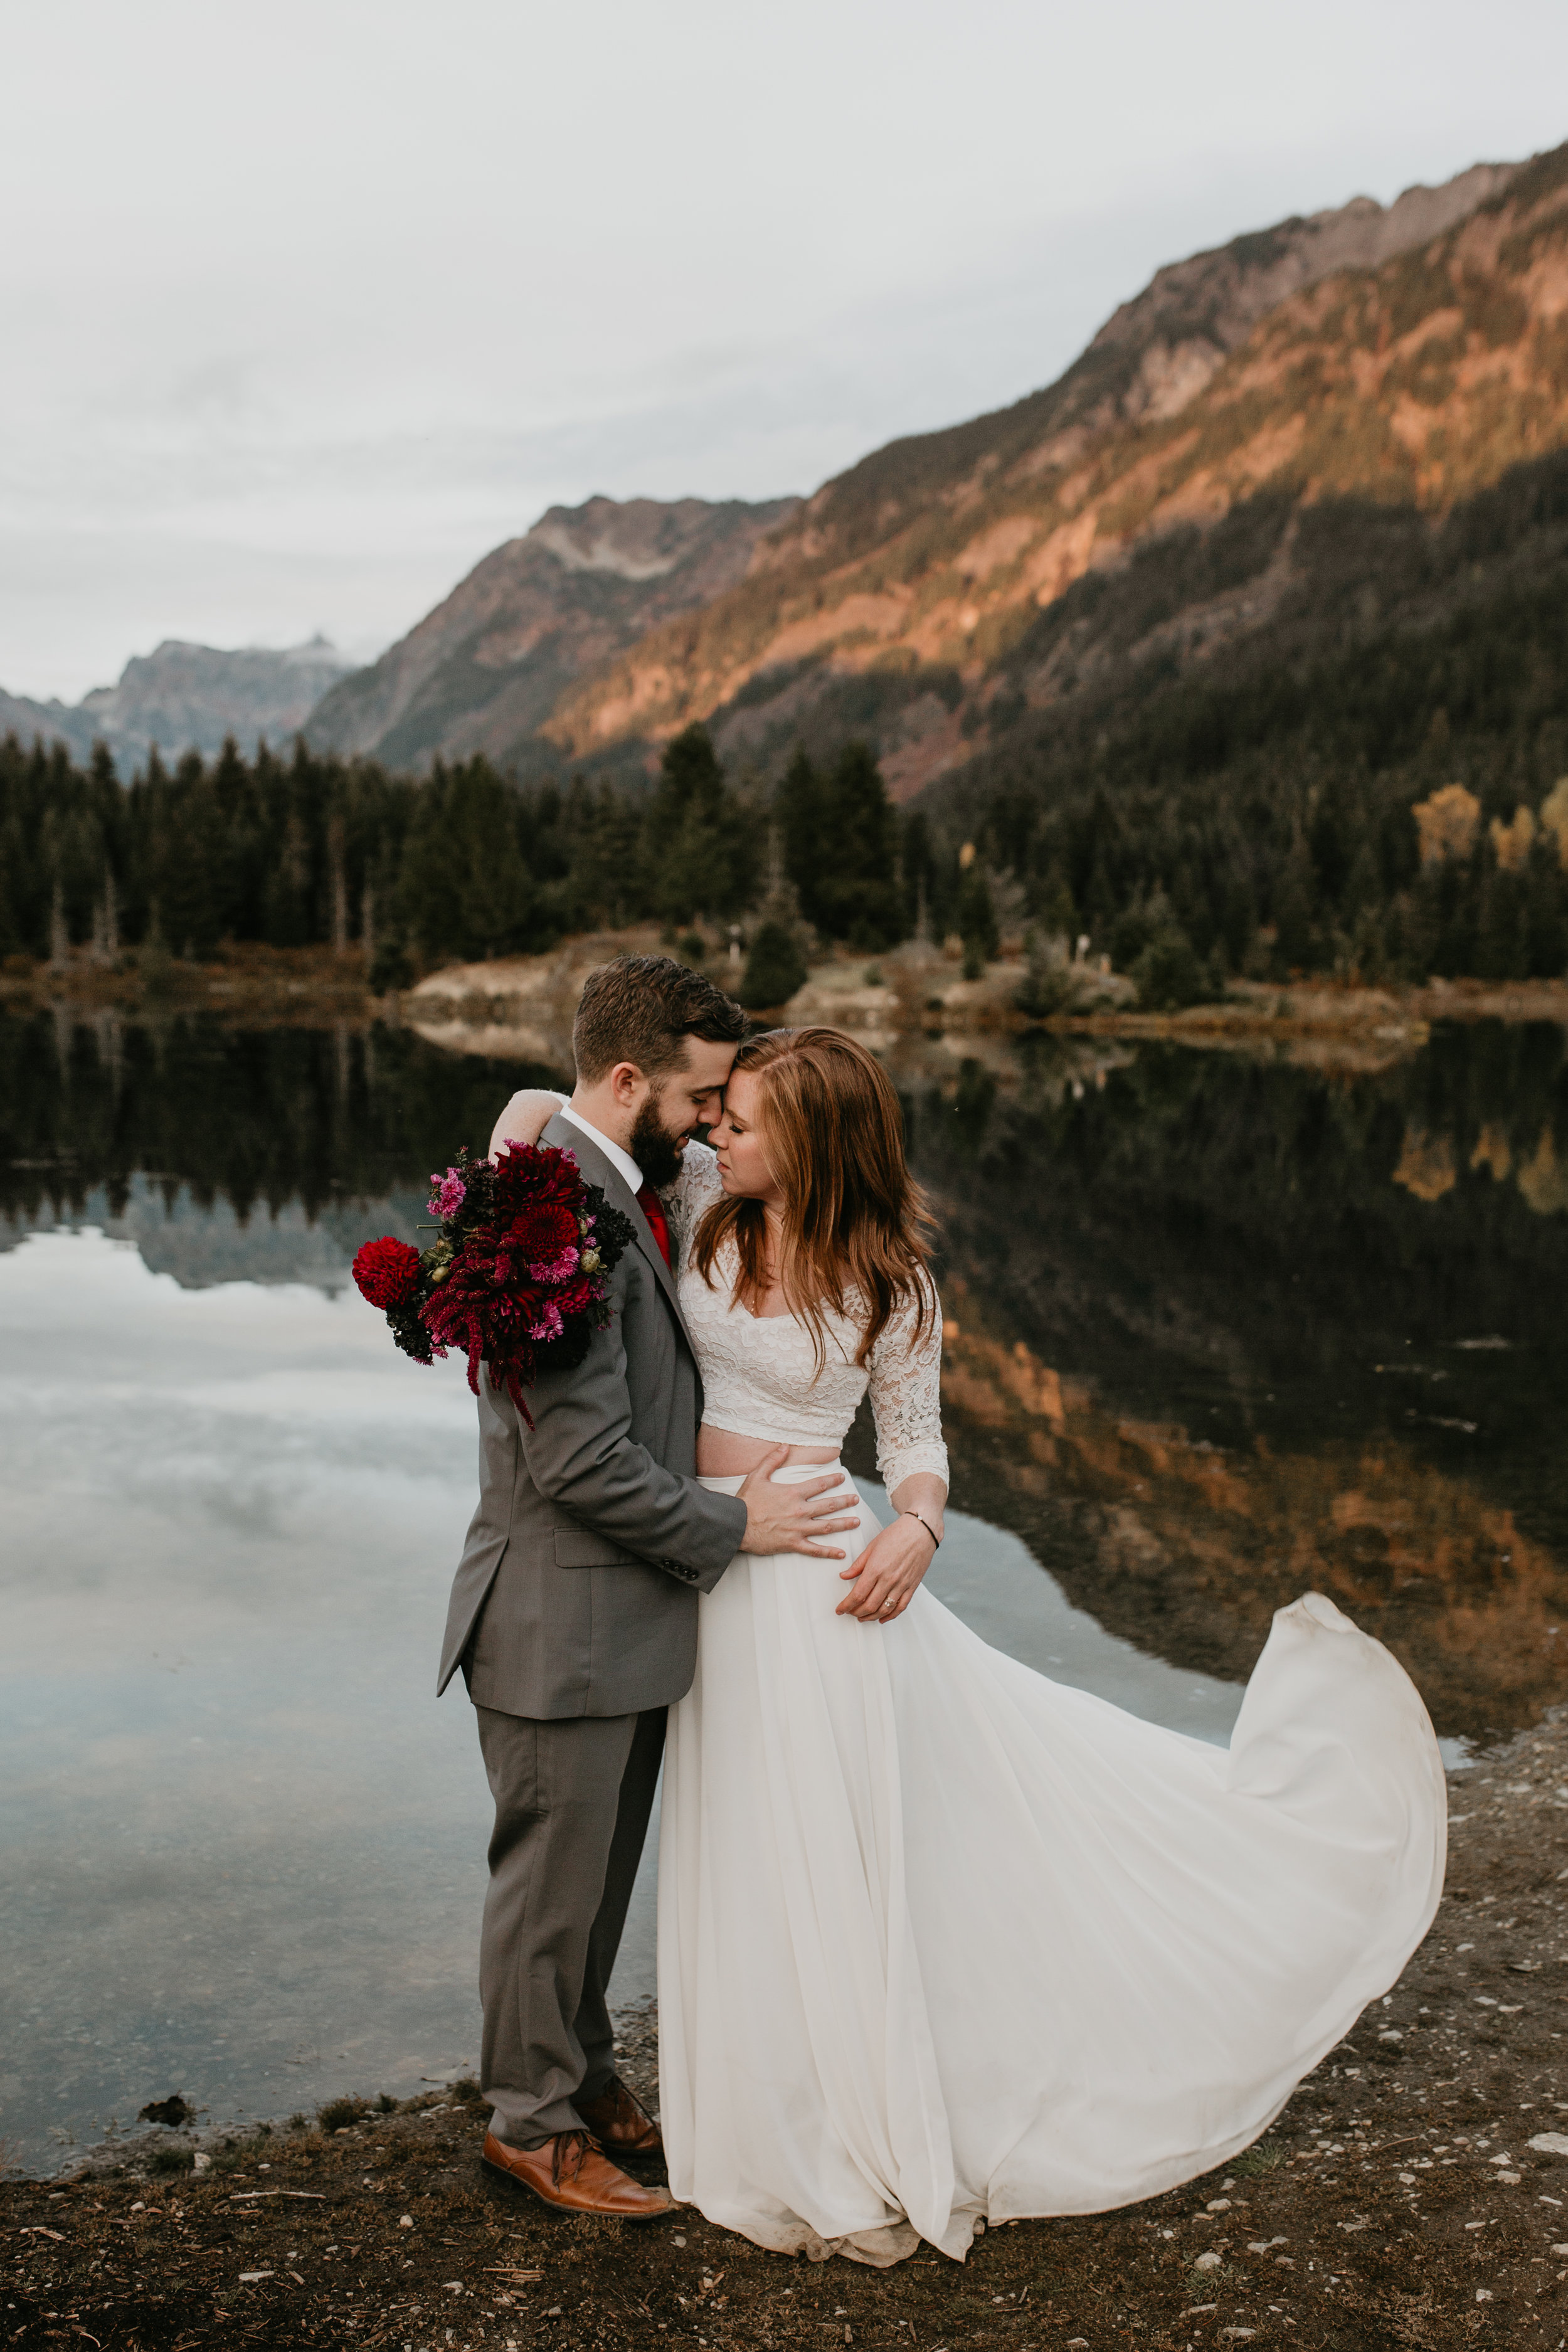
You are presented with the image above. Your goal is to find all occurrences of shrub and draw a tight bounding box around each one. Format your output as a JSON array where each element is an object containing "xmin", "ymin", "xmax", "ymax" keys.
[
  {"xmin": 317, "ymin": 2095, "xmax": 369, "ymax": 2133},
  {"xmin": 1131, "ymin": 925, "xmax": 1219, "ymax": 1011},
  {"xmin": 1015, "ymin": 939, "xmax": 1080, "ymax": 1020},
  {"xmin": 738, "ymin": 921, "xmax": 808, "ymax": 1010},
  {"xmin": 148, "ymin": 2146, "xmax": 194, "ymax": 2175}
]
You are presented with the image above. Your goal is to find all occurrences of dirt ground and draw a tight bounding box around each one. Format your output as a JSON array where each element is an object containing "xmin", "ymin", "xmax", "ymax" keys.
[{"xmin": 9, "ymin": 1713, "xmax": 1568, "ymax": 2352}]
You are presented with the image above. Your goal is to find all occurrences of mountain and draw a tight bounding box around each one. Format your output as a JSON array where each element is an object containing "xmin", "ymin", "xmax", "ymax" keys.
[
  {"xmin": 538, "ymin": 151, "xmax": 1558, "ymax": 796},
  {"xmin": 0, "ymin": 636, "xmax": 354, "ymax": 770},
  {"xmin": 0, "ymin": 685, "xmax": 88, "ymax": 759},
  {"xmin": 304, "ymin": 495, "xmax": 800, "ymax": 775}
]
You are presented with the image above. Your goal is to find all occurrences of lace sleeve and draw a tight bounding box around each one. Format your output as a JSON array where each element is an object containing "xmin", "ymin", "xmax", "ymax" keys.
[
  {"xmin": 662, "ymin": 1138, "xmax": 724, "ymax": 1267},
  {"xmin": 867, "ymin": 1275, "xmax": 949, "ymax": 1495}
]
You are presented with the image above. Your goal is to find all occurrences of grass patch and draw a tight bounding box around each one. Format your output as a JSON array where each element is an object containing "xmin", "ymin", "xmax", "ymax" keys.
[{"xmin": 317, "ymin": 2097, "xmax": 369, "ymax": 2134}]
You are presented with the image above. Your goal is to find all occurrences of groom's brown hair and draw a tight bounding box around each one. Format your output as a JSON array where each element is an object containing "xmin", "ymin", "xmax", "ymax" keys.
[{"xmin": 573, "ymin": 953, "xmax": 745, "ymax": 1084}]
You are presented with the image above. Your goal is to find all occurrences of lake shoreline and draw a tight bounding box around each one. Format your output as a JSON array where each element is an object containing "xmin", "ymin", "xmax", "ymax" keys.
[
  {"xmin": 9, "ymin": 1715, "xmax": 1568, "ymax": 2348},
  {"xmin": 7, "ymin": 940, "xmax": 1566, "ymax": 1064}
]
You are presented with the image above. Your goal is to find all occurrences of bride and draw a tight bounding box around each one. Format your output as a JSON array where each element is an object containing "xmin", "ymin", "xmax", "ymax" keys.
[{"xmin": 496, "ymin": 1024, "xmax": 1445, "ymax": 2267}]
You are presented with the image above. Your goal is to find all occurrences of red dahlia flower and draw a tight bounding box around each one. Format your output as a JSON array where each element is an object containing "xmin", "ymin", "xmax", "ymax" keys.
[
  {"xmin": 506, "ymin": 1200, "xmax": 580, "ymax": 1275},
  {"xmin": 492, "ymin": 1141, "xmax": 580, "ymax": 1216},
  {"xmin": 352, "ymin": 1236, "xmax": 422, "ymax": 1310}
]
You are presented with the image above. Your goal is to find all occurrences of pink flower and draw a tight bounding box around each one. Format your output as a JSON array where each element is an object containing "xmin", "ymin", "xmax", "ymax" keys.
[
  {"xmin": 529, "ymin": 1245, "xmax": 580, "ymax": 1284},
  {"xmin": 527, "ymin": 1301, "xmax": 565, "ymax": 1342},
  {"xmin": 428, "ymin": 1168, "xmax": 467, "ymax": 1219}
]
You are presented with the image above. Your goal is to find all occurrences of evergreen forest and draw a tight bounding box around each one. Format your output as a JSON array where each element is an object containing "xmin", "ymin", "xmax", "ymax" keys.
[{"xmin": 0, "ymin": 724, "xmax": 932, "ymax": 997}]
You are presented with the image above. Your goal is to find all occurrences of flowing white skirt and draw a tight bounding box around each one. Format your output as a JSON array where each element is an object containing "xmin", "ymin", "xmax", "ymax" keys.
[{"xmin": 657, "ymin": 1468, "xmax": 1446, "ymax": 2265}]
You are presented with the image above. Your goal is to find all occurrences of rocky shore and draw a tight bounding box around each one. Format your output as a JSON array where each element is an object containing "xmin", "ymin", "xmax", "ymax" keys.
[
  {"xmin": 8, "ymin": 1712, "xmax": 1568, "ymax": 2349},
  {"xmin": 0, "ymin": 940, "xmax": 379, "ymax": 1024},
  {"xmin": 404, "ymin": 940, "xmax": 1568, "ymax": 1078},
  {"xmin": 7, "ymin": 933, "xmax": 1565, "ymax": 1072}
]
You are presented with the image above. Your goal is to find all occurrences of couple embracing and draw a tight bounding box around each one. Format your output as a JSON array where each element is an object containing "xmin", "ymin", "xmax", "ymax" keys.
[{"xmin": 438, "ymin": 953, "xmax": 1445, "ymax": 2267}]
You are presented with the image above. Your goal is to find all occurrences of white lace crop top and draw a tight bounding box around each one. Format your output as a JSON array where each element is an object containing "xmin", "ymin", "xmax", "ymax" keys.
[{"xmin": 667, "ymin": 1142, "xmax": 948, "ymax": 1495}]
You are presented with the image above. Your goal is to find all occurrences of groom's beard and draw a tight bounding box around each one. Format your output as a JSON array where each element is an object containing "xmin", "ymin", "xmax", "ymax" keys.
[{"xmin": 630, "ymin": 1093, "xmax": 689, "ymax": 1191}]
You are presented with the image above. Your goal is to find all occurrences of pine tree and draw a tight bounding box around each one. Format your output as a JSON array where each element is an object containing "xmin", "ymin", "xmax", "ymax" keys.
[
  {"xmin": 645, "ymin": 726, "xmax": 756, "ymax": 924},
  {"xmin": 956, "ymin": 865, "xmax": 999, "ymax": 977},
  {"xmin": 777, "ymin": 742, "xmax": 902, "ymax": 948},
  {"xmin": 265, "ymin": 811, "xmax": 312, "ymax": 948},
  {"xmin": 399, "ymin": 759, "xmax": 535, "ymax": 963},
  {"xmin": 1037, "ymin": 862, "xmax": 1076, "ymax": 945},
  {"xmin": 48, "ymin": 878, "xmax": 69, "ymax": 968},
  {"xmin": 1270, "ymin": 840, "xmax": 1318, "ymax": 975},
  {"xmin": 776, "ymin": 750, "xmax": 826, "ymax": 926}
]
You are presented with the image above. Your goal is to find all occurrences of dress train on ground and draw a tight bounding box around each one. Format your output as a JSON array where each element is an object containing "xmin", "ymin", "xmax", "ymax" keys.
[{"xmin": 657, "ymin": 1470, "xmax": 1446, "ymax": 2264}]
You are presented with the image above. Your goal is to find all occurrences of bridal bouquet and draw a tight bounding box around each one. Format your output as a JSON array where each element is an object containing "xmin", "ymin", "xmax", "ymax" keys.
[{"xmin": 351, "ymin": 1142, "xmax": 636, "ymax": 1424}]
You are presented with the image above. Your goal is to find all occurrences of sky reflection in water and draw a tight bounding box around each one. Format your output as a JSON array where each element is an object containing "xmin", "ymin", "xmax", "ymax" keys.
[{"xmin": 1, "ymin": 1220, "xmax": 1240, "ymax": 2175}]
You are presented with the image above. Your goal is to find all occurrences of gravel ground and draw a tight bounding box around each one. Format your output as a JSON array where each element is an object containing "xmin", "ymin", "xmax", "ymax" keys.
[{"xmin": 8, "ymin": 1716, "xmax": 1568, "ymax": 2351}]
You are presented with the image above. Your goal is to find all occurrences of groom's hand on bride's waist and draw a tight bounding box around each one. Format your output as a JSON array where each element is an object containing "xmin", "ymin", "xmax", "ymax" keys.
[{"xmin": 736, "ymin": 1448, "xmax": 859, "ymax": 1559}]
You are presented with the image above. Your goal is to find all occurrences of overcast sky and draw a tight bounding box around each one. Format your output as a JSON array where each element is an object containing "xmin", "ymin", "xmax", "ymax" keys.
[{"xmin": 4, "ymin": 0, "xmax": 1567, "ymax": 702}]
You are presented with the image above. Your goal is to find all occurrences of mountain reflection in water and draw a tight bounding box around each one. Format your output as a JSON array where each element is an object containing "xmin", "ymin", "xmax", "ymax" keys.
[
  {"xmin": 862, "ymin": 1019, "xmax": 1568, "ymax": 1742},
  {"xmin": 5, "ymin": 1005, "xmax": 1566, "ymax": 1752}
]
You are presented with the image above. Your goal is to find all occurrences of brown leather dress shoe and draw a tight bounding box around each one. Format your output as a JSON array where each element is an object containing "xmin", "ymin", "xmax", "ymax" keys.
[
  {"xmin": 576, "ymin": 2075, "xmax": 664, "ymax": 2159},
  {"xmin": 481, "ymin": 2128, "xmax": 672, "ymax": 2219}
]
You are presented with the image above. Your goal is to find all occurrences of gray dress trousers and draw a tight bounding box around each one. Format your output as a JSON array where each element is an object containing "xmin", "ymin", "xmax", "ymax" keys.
[{"xmin": 437, "ymin": 1115, "xmax": 745, "ymax": 2145}]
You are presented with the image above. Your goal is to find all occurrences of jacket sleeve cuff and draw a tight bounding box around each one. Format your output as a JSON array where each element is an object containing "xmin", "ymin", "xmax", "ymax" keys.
[{"xmin": 656, "ymin": 1490, "xmax": 746, "ymax": 1593}]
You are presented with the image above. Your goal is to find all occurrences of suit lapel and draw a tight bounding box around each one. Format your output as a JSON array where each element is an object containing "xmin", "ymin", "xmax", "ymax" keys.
[{"xmin": 541, "ymin": 1113, "xmax": 695, "ymax": 1349}]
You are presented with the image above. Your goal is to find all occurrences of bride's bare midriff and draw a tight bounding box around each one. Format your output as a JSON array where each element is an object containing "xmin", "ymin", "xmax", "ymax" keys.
[{"xmin": 696, "ymin": 1424, "xmax": 842, "ymax": 1475}]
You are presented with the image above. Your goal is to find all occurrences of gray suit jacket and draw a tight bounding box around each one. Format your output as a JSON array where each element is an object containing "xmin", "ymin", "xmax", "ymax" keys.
[{"xmin": 437, "ymin": 1113, "xmax": 746, "ymax": 1719}]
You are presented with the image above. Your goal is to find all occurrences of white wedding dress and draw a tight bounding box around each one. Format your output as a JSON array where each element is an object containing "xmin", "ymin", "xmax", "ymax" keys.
[{"xmin": 655, "ymin": 1145, "xmax": 1446, "ymax": 2265}]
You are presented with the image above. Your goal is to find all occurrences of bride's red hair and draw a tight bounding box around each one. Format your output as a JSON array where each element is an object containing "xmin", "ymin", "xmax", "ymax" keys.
[{"xmin": 691, "ymin": 1026, "xmax": 935, "ymax": 1367}]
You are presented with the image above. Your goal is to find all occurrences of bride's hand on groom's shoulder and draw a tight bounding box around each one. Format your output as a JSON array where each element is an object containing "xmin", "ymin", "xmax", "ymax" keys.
[
  {"xmin": 736, "ymin": 1449, "xmax": 861, "ymax": 1561},
  {"xmin": 489, "ymin": 1089, "xmax": 567, "ymax": 1161},
  {"xmin": 835, "ymin": 1511, "xmax": 941, "ymax": 1624}
]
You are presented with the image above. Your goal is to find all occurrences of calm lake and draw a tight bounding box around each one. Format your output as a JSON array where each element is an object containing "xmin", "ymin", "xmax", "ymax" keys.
[{"xmin": 3, "ymin": 1005, "xmax": 1566, "ymax": 2175}]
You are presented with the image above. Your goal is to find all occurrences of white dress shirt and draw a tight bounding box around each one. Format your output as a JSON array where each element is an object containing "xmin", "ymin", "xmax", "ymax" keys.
[{"xmin": 558, "ymin": 1100, "xmax": 644, "ymax": 1197}]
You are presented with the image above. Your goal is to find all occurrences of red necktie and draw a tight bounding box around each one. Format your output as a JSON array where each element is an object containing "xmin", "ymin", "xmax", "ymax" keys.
[{"xmin": 635, "ymin": 1184, "xmax": 672, "ymax": 1270}]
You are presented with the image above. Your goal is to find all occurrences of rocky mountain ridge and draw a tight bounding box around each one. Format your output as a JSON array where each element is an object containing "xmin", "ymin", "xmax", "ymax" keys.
[
  {"xmin": 0, "ymin": 636, "xmax": 353, "ymax": 770},
  {"xmin": 539, "ymin": 149, "xmax": 1561, "ymax": 797},
  {"xmin": 303, "ymin": 494, "xmax": 799, "ymax": 773}
]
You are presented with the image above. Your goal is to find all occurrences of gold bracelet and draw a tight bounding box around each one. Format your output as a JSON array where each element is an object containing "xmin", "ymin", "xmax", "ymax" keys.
[{"xmin": 902, "ymin": 1509, "xmax": 941, "ymax": 1552}]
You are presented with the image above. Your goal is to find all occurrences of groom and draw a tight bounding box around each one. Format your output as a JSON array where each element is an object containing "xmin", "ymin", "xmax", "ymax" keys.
[{"xmin": 438, "ymin": 953, "xmax": 856, "ymax": 2219}]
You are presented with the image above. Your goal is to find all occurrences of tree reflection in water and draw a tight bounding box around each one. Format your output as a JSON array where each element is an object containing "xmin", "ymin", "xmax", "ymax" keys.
[
  {"xmin": 4, "ymin": 1007, "xmax": 1565, "ymax": 1742},
  {"xmin": 886, "ymin": 1023, "xmax": 1568, "ymax": 1742}
]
